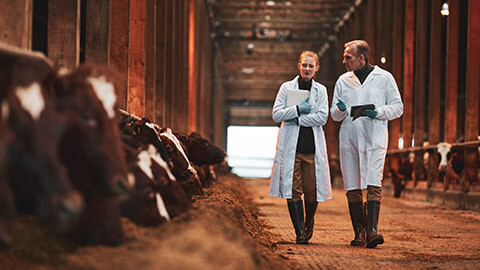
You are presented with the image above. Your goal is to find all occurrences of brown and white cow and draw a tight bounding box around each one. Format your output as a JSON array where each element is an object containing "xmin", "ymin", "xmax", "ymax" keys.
[
  {"xmin": 52, "ymin": 64, "xmax": 134, "ymax": 245},
  {"xmin": 0, "ymin": 44, "xmax": 83, "ymax": 234},
  {"xmin": 159, "ymin": 128, "xmax": 202, "ymax": 198}
]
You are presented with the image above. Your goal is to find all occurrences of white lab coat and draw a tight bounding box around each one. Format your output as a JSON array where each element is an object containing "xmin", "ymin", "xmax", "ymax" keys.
[
  {"xmin": 330, "ymin": 66, "xmax": 403, "ymax": 190},
  {"xmin": 269, "ymin": 76, "xmax": 332, "ymax": 202}
]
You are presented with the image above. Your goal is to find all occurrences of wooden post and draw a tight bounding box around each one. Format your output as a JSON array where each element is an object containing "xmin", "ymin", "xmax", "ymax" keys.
[
  {"xmin": 127, "ymin": 0, "xmax": 146, "ymax": 117},
  {"xmin": 48, "ymin": 0, "xmax": 81, "ymax": 70},
  {"xmin": 444, "ymin": 0, "xmax": 459, "ymax": 143},
  {"xmin": 110, "ymin": 0, "xmax": 130, "ymax": 110},
  {"xmin": 427, "ymin": 0, "xmax": 444, "ymax": 188},
  {"xmin": 390, "ymin": 0, "xmax": 404, "ymax": 150},
  {"xmin": 464, "ymin": 0, "xmax": 480, "ymax": 191},
  {"xmin": 144, "ymin": 0, "xmax": 156, "ymax": 121},
  {"xmin": 155, "ymin": 0, "xmax": 166, "ymax": 125},
  {"xmin": 163, "ymin": 0, "xmax": 174, "ymax": 128},
  {"xmin": 188, "ymin": 0, "xmax": 198, "ymax": 133},
  {"xmin": 403, "ymin": 0, "xmax": 415, "ymax": 150},
  {"xmin": 85, "ymin": 0, "xmax": 110, "ymax": 64},
  {"xmin": 0, "ymin": 0, "xmax": 33, "ymax": 49}
]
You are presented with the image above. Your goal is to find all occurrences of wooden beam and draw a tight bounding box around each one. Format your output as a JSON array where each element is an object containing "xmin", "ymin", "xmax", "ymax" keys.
[
  {"xmin": 163, "ymin": 0, "xmax": 174, "ymax": 127},
  {"xmin": 444, "ymin": 0, "xmax": 459, "ymax": 143},
  {"xmin": 403, "ymin": 0, "xmax": 415, "ymax": 149},
  {"xmin": 428, "ymin": 0, "xmax": 443, "ymax": 145},
  {"xmin": 155, "ymin": 0, "xmax": 166, "ymax": 124},
  {"xmin": 145, "ymin": 0, "xmax": 156, "ymax": 120},
  {"xmin": 427, "ymin": 0, "xmax": 444, "ymax": 187},
  {"xmin": 0, "ymin": 0, "xmax": 32, "ymax": 49},
  {"xmin": 188, "ymin": 0, "xmax": 197, "ymax": 133},
  {"xmin": 48, "ymin": 0, "xmax": 80, "ymax": 70},
  {"xmin": 110, "ymin": 0, "xmax": 130, "ymax": 110},
  {"xmin": 389, "ymin": 0, "xmax": 404, "ymax": 150},
  {"xmin": 465, "ymin": 0, "xmax": 480, "ymax": 189},
  {"xmin": 85, "ymin": 0, "xmax": 110, "ymax": 64},
  {"xmin": 127, "ymin": 0, "xmax": 146, "ymax": 117}
]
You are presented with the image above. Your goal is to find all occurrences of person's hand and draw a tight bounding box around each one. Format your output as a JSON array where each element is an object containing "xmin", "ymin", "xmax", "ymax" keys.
[
  {"xmin": 362, "ymin": 108, "xmax": 378, "ymax": 119},
  {"xmin": 284, "ymin": 118, "xmax": 298, "ymax": 126},
  {"xmin": 297, "ymin": 97, "xmax": 311, "ymax": 114},
  {"xmin": 336, "ymin": 99, "xmax": 347, "ymax": 112}
]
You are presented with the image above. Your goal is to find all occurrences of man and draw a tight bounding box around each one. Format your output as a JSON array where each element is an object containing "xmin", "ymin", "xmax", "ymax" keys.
[
  {"xmin": 270, "ymin": 51, "xmax": 332, "ymax": 244},
  {"xmin": 330, "ymin": 40, "xmax": 403, "ymax": 248}
]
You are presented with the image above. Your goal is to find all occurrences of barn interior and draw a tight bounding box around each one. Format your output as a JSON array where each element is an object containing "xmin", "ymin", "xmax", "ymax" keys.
[{"xmin": 1, "ymin": 0, "xmax": 480, "ymax": 268}]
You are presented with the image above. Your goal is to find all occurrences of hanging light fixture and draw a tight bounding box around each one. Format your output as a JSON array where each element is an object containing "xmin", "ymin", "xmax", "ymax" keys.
[{"xmin": 440, "ymin": 2, "xmax": 449, "ymax": 17}]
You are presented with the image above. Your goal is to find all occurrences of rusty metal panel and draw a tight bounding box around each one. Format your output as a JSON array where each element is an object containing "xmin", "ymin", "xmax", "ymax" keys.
[{"xmin": 127, "ymin": 0, "xmax": 145, "ymax": 117}]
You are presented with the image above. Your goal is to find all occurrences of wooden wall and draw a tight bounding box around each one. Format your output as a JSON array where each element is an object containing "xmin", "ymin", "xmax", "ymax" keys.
[
  {"xmin": 0, "ymin": 0, "xmax": 224, "ymax": 148},
  {"xmin": 319, "ymin": 0, "xmax": 479, "ymax": 188}
]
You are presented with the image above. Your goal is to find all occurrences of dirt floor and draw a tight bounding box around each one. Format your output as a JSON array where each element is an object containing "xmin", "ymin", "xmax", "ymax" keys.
[
  {"xmin": 244, "ymin": 177, "xmax": 480, "ymax": 270},
  {"xmin": 1, "ymin": 174, "xmax": 479, "ymax": 269},
  {"xmin": 0, "ymin": 174, "xmax": 293, "ymax": 270}
]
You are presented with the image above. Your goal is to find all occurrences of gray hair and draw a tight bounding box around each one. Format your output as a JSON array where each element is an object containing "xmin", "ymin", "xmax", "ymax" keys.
[{"xmin": 344, "ymin": 40, "xmax": 370, "ymax": 62}]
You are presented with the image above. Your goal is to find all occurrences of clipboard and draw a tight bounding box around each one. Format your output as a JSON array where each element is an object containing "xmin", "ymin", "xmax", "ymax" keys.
[
  {"xmin": 350, "ymin": 104, "xmax": 375, "ymax": 120},
  {"xmin": 286, "ymin": 89, "xmax": 310, "ymax": 107}
]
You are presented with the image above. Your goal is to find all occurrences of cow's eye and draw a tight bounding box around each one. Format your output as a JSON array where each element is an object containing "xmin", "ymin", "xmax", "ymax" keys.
[{"xmin": 83, "ymin": 113, "xmax": 97, "ymax": 127}]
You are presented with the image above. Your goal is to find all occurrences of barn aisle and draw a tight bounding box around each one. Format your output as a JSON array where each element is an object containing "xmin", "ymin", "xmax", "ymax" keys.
[{"xmin": 242, "ymin": 178, "xmax": 480, "ymax": 269}]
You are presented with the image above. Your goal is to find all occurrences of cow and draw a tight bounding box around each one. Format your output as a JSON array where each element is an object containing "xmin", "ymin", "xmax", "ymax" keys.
[
  {"xmin": 120, "ymin": 144, "xmax": 169, "ymax": 227},
  {"xmin": 0, "ymin": 115, "xmax": 16, "ymax": 247},
  {"xmin": 436, "ymin": 139, "xmax": 480, "ymax": 192},
  {"xmin": 172, "ymin": 131, "xmax": 226, "ymax": 187},
  {"xmin": 173, "ymin": 131, "xmax": 226, "ymax": 166},
  {"xmin": 389, "ymin": 152, "xmax": 415, "ymax": 198},
  {"xmin": 52, "ymin": 64, "xmax": 134, "ymax": 245},
  {"xmin": 158, "ymin": 128, "xmax": 202, "ymax": 198},
  {"xmin": 0, "ymin": 44, "xmax": 84, "ymax": 236}
]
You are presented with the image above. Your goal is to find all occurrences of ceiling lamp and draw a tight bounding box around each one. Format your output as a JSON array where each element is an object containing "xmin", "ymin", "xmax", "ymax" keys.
[
  {"xmin": 242, "ymin": 67, "xmax": 255, "ymax": 74},
  {"xmin": 440, "ymin": 2, "xmax": 449, "ymax": 17},
  {"xmin": 266, "ymin": 1, "xmax": 275, "ymax": 6}
]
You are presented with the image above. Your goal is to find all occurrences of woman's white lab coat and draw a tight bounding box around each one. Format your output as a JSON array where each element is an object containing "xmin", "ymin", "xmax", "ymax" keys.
[
  {"xmin": 330, "ymin": 66, "xmax": 403, "ymax": 190},
  {"xmin": 269, "ymin": 76, "xmax": 332, "ymax": 202}
]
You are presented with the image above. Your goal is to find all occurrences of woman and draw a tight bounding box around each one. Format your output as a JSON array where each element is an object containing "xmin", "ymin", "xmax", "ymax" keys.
[{"xmin": 269, "ymin": 51, "xmax": 332, "ymax": 244}]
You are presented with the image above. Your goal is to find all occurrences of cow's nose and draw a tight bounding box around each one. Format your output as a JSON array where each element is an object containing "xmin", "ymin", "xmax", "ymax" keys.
[
  {"xmin": 56, "ymin": 191, "xmax": 84, "ymax": 224},
  {"xmin": 438, "ymin": 164, "xmax": 447, "ymax": 171}
]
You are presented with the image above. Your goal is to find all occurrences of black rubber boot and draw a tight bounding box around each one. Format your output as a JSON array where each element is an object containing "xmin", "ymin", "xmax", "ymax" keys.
[
  {"xmin": 366, "ymin": 201, "xmax": 384, "ymax": 248},
  {"xmin": 287, "ymin": 200, "xmax": 308, "ymax": 244},
  {"xmin": 303, "ymin": 200, "xmax": 318, "ymax": 240},
  {"xmin": 348, "ymin": 201, "xmax": 366, "ymax": 246}
]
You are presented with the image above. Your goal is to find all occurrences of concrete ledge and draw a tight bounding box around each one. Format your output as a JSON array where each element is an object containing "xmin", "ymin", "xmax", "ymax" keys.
[{"xmin": 383, "ymin": 183, "xmax": 480, "ymax": 211}]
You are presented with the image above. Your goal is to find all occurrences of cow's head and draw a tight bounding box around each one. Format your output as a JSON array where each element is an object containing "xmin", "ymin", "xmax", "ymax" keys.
[
  {"xmin": 437, "ymin": 142, "xmax": 453, "ymax": 171},
  {"xmin": 120, "ymin": 145, "xmax": 171, "ymax": 226},
  {"xmin": 0, "ymin": 46, "xmax": 83, "ymax": 230},
  {"xmin": 174, "ymin": 132, "xmax": 226, "ymax": 166},
  {"xmin": 53, "ymin": 64, "xmax": 133, "ymax": 196},
  {"xmin": 160, "ymin": 128, "xmax": 196, "ymax": 180}
]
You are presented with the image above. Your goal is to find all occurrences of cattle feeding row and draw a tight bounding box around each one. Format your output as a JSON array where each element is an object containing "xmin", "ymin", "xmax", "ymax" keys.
[
  {"xmin": 0, "ymin": 44, "xmax": 227, "ymax": 247},
  {"xmin": 388, "ymin": 139, "xmax": 480, "ymax": 198}
]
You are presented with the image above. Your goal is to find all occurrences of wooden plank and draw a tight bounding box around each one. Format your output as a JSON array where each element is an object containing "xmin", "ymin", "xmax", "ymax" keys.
[
  {"xmin": 403, "ymin": 0, "xmax": 415, "ymax": 149},
  {"xmin": 445, "ymin": 0, "xmax": 459, "ymax": 143},
  {"xmin": 389, "ymin": 0, "xmax": 404, "ymax": 150},
  {"xmin": 127, "ymin": 0, "xmax": 145, "ymax": 117},
  {"xmin": 163, "ymin": 0, "xmax": 174, "ymax": 127},
  {"xmin": 427, "ymin": 0, "xmax": 444, "ymax": 187},
  {"xmin": 144, "ymin": 0, "xmax": 156, "ymax": 121},
  {"xmin": 428, "ymin": 0, "xmax": 443, "ymax": 145},
  {"xmin": 85, "ymin": 0, "xmax": 109, "ymax": 64},
  {"xmin": 110, "ymin": 0, "xmax": 130, "ymax": 110},
  {"xmin": 48, "ymin": 0, "xmax": 80, "ymax": 70},
  {"xmin": 0, "ymin": 0, "xmax": 32, "ymax": 49},
  {"xmin": 188, "ymin": 0, "xmax": 198, "ymax": 133},
  {"xmin": 465, "ymin": 0, "xmax": 480, "ymax": 189},
  {"xmin": 155, "ymin": 0, "xmax": 166, "ymax": 124}
]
